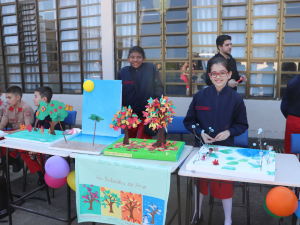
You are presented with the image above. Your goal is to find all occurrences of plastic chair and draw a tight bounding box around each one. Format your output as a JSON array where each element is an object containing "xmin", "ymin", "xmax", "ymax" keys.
[
  {"xmin": 64, "ymin": 111, "xmax": 77, "ymax": 129},
  {"xmin": 291, "ymin": 134, "xmax": 300, "ymax": 159},
  {"xmin": 164, "ymin": 117, "xmax": 190, "ymax": 141},
  {"xmin": 233, "ymin": 129, "xmax": 249, "ymax": 147}
]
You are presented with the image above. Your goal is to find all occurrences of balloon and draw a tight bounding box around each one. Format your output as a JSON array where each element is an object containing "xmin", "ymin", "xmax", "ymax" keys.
[
  {"xmin": 45, "ymin": 173, "xmax": 67, "ymax": 188},
  {"xmin": 83, "ymin": 80, "xmax": 94, "ymax": 92},
  {"xmin": 295, "ymin": 201, "xmax": 300, "ymax": 219},
  {"xmin": 263, "ymin": 197, "xmax": 282, "ymax": 218},
  {"xmin": 67, "ymin": 171, "xmax": 76, "ymax": 191},
  {"xmin": 45, "ymin": 156, "xmax": 70, "ymax": 179},
  {"xmin": 266, "ymin": 186, "xmax": 298, "ymax": 217}
]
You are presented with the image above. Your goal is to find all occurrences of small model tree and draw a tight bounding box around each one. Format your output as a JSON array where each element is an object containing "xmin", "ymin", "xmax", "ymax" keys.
[
  {"xmin": 100, "ymin": 187, "xmax": 121, "ymax": 213},
  {"xmin": 34, "ymin": 100, "xmax": 69, "ymax": 137},
  {"xmin": 81, "ymin": 184, "xmax": 100, "ymax": 210},
  {"xmin": 34, "ymin": 101, "xmax": 48, "ymax": 131},
  {"xmin": 89, "ymin": 114, "xmax": 104, "ymax": 146},
  {"xmin": 143, "ymin": 96, "xmax": 175, "ymax": 147},
  {"xmin": 110, "ymin": 106, "xmax": 141, "ymax": 145},
  {"xmin": 121, "ymin": 193, "xmax": 141, "ymax": 221},
  {"xmin": 145, "ymin": 203, "xmax": 162, "ymax": 224}
]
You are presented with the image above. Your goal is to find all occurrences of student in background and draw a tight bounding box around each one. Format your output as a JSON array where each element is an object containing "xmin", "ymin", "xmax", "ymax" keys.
[
  {"xmin": 117, "ymin": 46, "xmax": 164, "ymax": 139},
  {"xmin": 205, "ymin": 35, "xmax": 247, "ymax": 91}
]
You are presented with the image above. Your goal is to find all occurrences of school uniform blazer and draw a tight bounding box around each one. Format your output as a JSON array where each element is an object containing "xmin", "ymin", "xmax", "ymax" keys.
[
  {"xmin": 117, "ymin": 63, "xmax": 164, "ymax": 118},
  {"xmin": 281, "ymin": 75, "xmax": 300, "ymax": 119},
  {"xmin": 184, "ymin": 85, "xmax": 248, "ymax": 147},
  {"xmin": 0, "ymin": 100, "xmax": 34, "ymax": 130}
]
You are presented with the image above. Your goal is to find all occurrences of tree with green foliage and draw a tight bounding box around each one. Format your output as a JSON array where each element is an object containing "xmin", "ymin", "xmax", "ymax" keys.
[
  {"xmin": 100, "ymin": 188, "xmax": 121, "ymax": 213},
  {"xmin": 34, "ymin": 100, "xmax": 68, "ymax": 138},
  {"xmin": 89, "ymin": 114, "xmax": 104, "ymax": 146},
  {"xmin": 34, "ymin": 101, "xmax": 49, "ymax": 131}
]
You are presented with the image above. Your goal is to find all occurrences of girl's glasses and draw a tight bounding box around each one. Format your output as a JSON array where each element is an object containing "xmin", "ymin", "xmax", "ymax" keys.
[{"xmin": 208, "ymin": 71, "xmax": 229, "ymax": 78}]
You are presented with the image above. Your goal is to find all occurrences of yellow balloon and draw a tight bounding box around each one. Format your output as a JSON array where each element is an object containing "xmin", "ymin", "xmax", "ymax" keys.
[
  {"xmin": 83, "ymin": 80, "xmax": 95, "ymax": 92},
  {"xmin": 67, "ymin": 171, "xmax": 76, "ymax": 191}
]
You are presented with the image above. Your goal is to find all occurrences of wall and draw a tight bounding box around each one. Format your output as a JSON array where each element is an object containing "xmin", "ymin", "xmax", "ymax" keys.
[{"xmin": 16, "ymin": 94, "xmax": 286, "ymax": 139}]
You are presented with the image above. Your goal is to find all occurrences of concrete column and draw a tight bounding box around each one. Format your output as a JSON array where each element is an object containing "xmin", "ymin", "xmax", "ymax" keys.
[{"xmin": 101, "ymin": 0, "xmax": 115, "ymax": 80}]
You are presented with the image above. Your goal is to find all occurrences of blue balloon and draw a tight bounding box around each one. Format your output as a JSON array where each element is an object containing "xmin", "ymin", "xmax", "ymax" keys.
[{"xmin": 295, "ymin": 201, "xmax": 300, "ymax": 219}]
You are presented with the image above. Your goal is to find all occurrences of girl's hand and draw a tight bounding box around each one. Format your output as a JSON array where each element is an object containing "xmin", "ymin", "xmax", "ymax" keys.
[
  {"xmin": 201, "ymin": 132, "xmax": 215, "ymax": 144},
  {"xmin": 214, "ymin": 130, "xmax": 230, "ymax": 142}
]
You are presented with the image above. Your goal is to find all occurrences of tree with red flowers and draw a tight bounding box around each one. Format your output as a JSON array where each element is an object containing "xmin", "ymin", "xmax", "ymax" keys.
[
  {"xmin": 143, "ymin": 96, "xmax": 176, "ymax": 147},
  {"xmin": 110, "ymin": 106, "xmax": 141, "ymax": 145},
  {"xmin": 81, "ymin": 184, "xmax": 100, "ymax": 210},
  {"xmin": 122, "ymin": 193, "xmax": 141, "ymax": 220}
]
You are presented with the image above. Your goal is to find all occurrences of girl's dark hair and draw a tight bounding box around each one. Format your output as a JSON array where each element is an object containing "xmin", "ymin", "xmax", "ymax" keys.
[
  {"xmin": 207, "ymin": 56, "xmax": 231, "ymax": 73},
  {"xmin": 128, "ymin": 46, "xmax": 146, "ymax": 58}
]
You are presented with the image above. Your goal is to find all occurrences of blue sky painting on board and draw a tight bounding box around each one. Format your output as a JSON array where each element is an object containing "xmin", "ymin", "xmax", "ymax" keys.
[
  {"xmin": 82, "ymin": 80, "xmax": 122, "ymax": 137},
  {"xmin": 142, "ymin": 196, "xmax": 164, "ymax": 225}
]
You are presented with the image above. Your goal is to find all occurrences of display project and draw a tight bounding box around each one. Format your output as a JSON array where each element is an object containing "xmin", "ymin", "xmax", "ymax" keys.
[
  {"xmin": 103, "ymin": 138, "xmax": 185, "ymax": 161},
  {"xmin": 186, "ymin": 145, "xmax": 276, "ymax": 181},
  {"xmin": 6, "ymin": 100, "xmax": 72, "ymax": 145},
  {"xmin": 104, "ymin": 95, "xmax": 185, "ymax": 161},
  {"xmin": 49, "ymin": 80, "xmax": 124, "ymax": 154}
]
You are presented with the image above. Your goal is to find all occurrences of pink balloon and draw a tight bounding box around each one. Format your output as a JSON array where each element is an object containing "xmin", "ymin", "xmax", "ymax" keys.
[{"xmin": 45, "ymin": 173, "xmax": 67, "ymax": 188}]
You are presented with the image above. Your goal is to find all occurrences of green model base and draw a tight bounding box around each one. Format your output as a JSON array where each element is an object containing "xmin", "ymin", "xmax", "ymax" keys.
[
  {"xmin": 103, "ymin": 138, "xmax": 185, "ymax": 161},
  {"xmin": 6, "ymin": 129, "xmax": 66, "ymax": 144}
]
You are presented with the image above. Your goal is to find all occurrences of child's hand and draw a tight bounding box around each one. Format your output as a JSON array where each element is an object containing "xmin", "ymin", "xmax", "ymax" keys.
[
  {"xmin": 201, "ymin": 132, "xmax": 215, "ymax": 144},
  {"xmin": 214, "ymin": 130, "xmax": 230, "ymax": 142}
]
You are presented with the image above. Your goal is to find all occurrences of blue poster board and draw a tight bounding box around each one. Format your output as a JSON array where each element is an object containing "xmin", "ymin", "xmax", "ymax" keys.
[{"xmin": 82, "ymin": 80, "xmax": 122, "ymax": 137}]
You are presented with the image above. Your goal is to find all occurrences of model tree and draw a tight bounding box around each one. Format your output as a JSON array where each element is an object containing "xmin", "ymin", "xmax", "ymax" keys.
[
  {"xmin": 81, "ymin": 184, "xmax": 100, "ymax": 210},
  {"xmin": 100, "ymin": 188, "xmax": 121, "ymax": 213},
  {"xmin": 89, "ymin": 114, "xmax": 104, "ymax": 146},
  {"xmin": 121, "ymin": 193, "xmax": 141, "ymax": 221},
  {"xmin": 34, "ymin": 101, "xmax": 49, "ymax": 131},
  {"xmin": 143, "ymin": 96, "xmax": 176, "ymax": 147},
  {"xmin": 34, "ymin": 100, "xmax": 69, "ymax": 137},
  {"xmin": 145, "ymin": 203, "xmax": 162, "ymax": 224},
  {"xmin": 110, "ymin": 106, "xmax": 141, "ymax": 145}
]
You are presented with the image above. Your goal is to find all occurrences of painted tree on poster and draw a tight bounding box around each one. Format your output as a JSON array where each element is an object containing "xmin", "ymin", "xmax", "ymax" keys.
[
  {"xmin": 145, "ymin": 203, "xmax": 162, "ymax": 224},
  {"xmin": 81, "ymin": 184, "xmax": 100, "ymax": 210},
  {"xmin": 122, "ymin": 193, "xmax": 141, "ymax": 220},
  {"xmin": 100, "ymin": 187, "xmax": 121, "ymax": 213}
]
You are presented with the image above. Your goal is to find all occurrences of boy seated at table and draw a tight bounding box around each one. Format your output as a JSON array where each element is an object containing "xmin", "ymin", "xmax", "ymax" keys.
[
  {"xmin": 0, "ymin": 86, "xmax": 34, "ymax": 173},
  {"xmin": 30, "ymin": 86, "xmax": 66, "ymax": 185},
  {"xmin": 183, "ymin": 57, "xmax": 248, "ymax": 225},
  {"xmin": 0, "ymin": 86, "xmax": 8, "ymax": 121},
  {"xmin": 32, "ymin": 86, "xmax": 66, "ymax": 131}
]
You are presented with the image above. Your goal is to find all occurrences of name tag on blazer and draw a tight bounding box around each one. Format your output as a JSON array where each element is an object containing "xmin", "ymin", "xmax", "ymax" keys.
[
  {"xmin": 195, "ymin": 106, "xmax": 211, "ymax": 111},
  {"xmin": 122, "ymin": 81, "xmax": 134, "ymax": 84}
]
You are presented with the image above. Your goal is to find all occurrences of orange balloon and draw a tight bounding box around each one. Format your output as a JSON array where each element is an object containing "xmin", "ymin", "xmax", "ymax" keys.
[{"xmin": 266, "ymin": 186, "xmax": 298, "ymax": 217}]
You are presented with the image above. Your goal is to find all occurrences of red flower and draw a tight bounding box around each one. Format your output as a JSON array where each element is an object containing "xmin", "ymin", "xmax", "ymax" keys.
[
  {"xmin": 54, "ymin": 109, "xmax": 57, "ymax": 112},
  {"xmin": 59, "ymin": 106, "xmax": 62, "ymax": 109},
  {"xmin": 212, "ymin": 159, "xmax": 219, "ymax": 165},
  {"xmin": 51, "ymin": 104, "xmax": 54, "ymax": 107}
]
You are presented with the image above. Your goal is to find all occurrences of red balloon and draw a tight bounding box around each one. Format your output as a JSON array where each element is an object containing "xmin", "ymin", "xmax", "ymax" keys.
[
  {"xmin": 266, "ymin": 186, "xmax": 298, "ymax": 217},
  {"xmin": 45, "ymin": 173, "xmax": 67, "ymax": 189}
]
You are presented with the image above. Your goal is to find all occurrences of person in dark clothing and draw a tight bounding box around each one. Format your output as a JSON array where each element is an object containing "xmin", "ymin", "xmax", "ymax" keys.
[
  {"xmin": 205, "ymin": 35, "xmax": 247, "ymax": 91},
  {"xmin": 117, "ymin": 46, "xmax": 164, "ymax": 139},
  {"xmin": 280, "ymin": 75, "xmax": 300, "ymax": 154},
  {"xmin": 31, "ymin": 86, "xmax": 66, "ymax": 186},
  {"xmin": 184, "ymin": 56, "xmax": 248, "ymax": 225}
]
